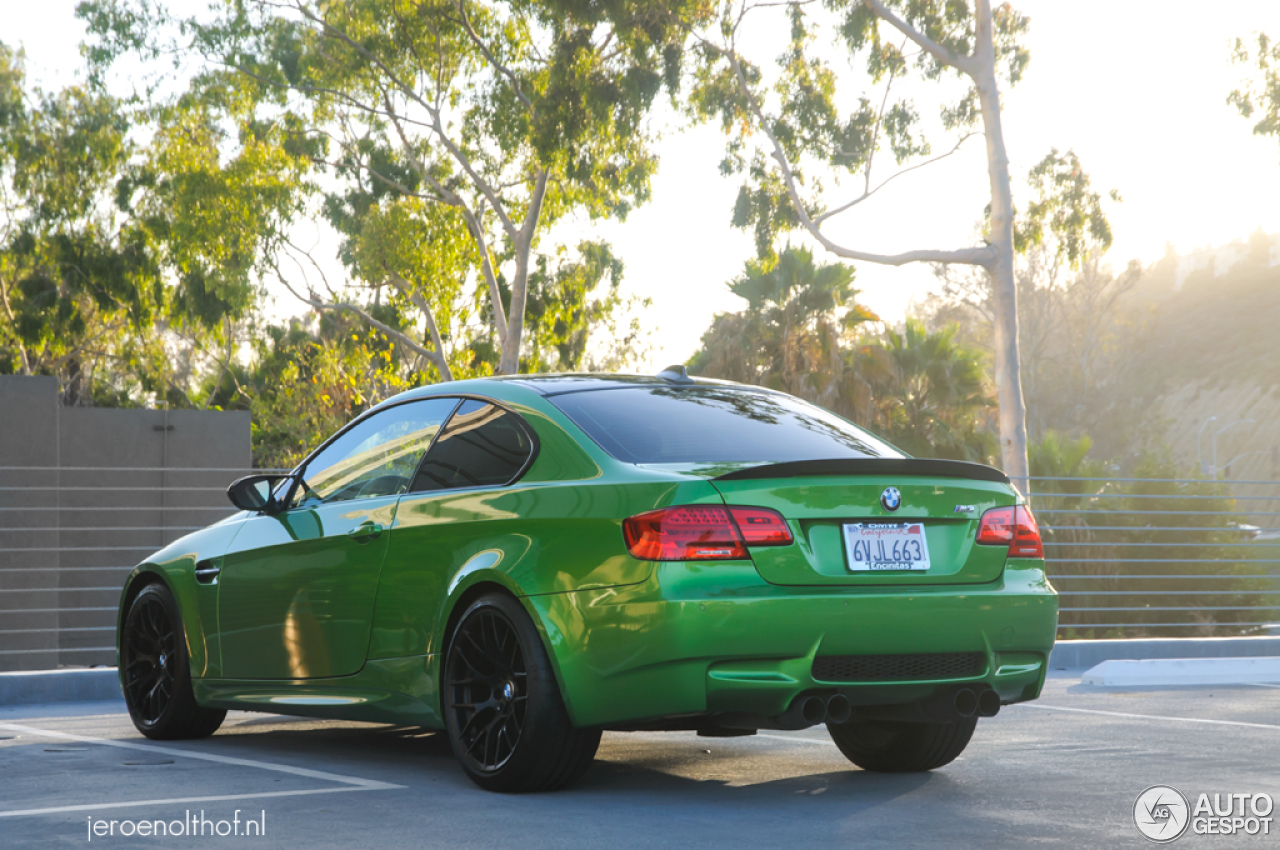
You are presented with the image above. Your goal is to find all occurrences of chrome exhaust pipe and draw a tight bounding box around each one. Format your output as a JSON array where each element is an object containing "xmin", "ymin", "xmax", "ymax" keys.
[
  {"xmin": 825, "ymin": 694, "xmax": 852, "ymax": 725},
  {"xmin": 953, "ymin": 688, "xmax": 978, "ymax": 718},
  {"xmin": 771, "ymin": 695, "xmax": 828, "ymax": 730},
  {"xmin": 977, "ymin": 688, "xmax": 1001, "ymax": 717}
]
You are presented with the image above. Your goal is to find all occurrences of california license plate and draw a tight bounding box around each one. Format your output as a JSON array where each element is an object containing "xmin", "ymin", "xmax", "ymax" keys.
[{"xmin": 843, "ymin": 522, "xmax": 931, "ymax": 571}]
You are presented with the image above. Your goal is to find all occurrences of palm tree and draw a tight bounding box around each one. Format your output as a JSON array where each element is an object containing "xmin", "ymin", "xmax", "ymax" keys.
[
  {"xmin": 691, "ymin": 247, "xmax": 877, "ymax": 410},
  {"xmin": 872, "ymin": 318, "xmax": 994, "ymax": 461}
]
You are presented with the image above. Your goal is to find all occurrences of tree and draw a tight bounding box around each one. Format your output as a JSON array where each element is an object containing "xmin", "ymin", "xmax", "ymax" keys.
[
  {"xmin": 872, "ymin": 317, "xmax": 993, "ymax": 460},
  {"xmin": 1230, "ymin": 32, "xmax": 1280, "ymax": 154},
  {"xmin": 691, "ymin": 247, "xmax": 993, "ymax": 459},
  {"xmin": 83, "ymin": 0, "xmax": 704, "ymax": 376},
  {"xmin": 690, "ymin": 246, "xmax": 877, "ymax": 408},
  {"xmin": 924, "ymin": 149, "xmax": 1128, "ymax": 449},
  {"xmin": 228, "ymin": 316, "xmax": 419, "ymax": 469},
  {"xmin": 1, "ymin": 40, "xmax": 145, "ymax": 401},
  {"xmin": 689, "ymin": 0, "xmax": 1114, "ymax": 489},
  {"xmin": 0, "ymin": 40, "xmax": 284, "ymax": 406}
]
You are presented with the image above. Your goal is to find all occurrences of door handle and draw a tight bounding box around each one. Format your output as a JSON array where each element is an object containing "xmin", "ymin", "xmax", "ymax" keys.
[{"xmin": 347, "ymin": 522, "xmax": 384, "ymax": 543}]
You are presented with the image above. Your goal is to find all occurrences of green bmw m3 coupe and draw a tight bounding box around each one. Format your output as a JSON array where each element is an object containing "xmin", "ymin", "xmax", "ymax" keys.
[{"xmin": 116, "ymin": 370, "xmax": 1057, "ymax": 791}]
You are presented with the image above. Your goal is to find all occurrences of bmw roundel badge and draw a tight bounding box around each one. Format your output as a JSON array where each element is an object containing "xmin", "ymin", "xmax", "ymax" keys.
[{"xmin": 880, "ymin": 487, "xmax": 902, "ymax": 512}]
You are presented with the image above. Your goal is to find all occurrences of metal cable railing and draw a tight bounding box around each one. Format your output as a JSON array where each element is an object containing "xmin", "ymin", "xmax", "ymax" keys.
[
  {"xmin": 3, "ymin": 468, "xmax": 1277, "ymax": 670},
  {"xmin": 1029, "ymin": 475, "xmax": 1280, "ymax": 638}
]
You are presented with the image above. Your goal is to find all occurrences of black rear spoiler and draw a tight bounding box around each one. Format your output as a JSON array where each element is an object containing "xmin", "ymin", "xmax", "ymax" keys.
[{"xmin": 713, "ymin": 458, "xmax": 1010, "ymax": 484}]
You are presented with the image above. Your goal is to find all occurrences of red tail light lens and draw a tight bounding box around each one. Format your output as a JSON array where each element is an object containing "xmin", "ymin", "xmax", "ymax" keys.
[
  {"xmin": 976, "ymin": 505, "xmax": 1044, "ymax": 559},
  {"xmin": 623, "ymin": 505, "xmax": 792, "ymax": 561},
  {"xmin": 976, "ymin": 506, "xmax": 1016, "ymax": 545},
  {"xmin": 728, "ymin": 507, "xmax": 793, "ymax": 546}
]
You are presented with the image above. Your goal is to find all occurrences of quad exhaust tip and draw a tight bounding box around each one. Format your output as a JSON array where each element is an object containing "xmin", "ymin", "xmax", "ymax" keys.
[{"xmin": 768, "ymin": 688, "xmax": 998, "ymax": 731}]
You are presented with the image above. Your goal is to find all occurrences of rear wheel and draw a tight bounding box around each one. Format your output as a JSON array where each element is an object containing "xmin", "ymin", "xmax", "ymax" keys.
[
  {"xmin": 121, "ymin": 583, "xmax": 225, "ymax": 739},
  {"xmin": 443, "ymin": 593, "xmax": 599, "ymax": 792},
  {"xmin": 827, "ymin": 716, "xmax": 977, "ymax": 772}
]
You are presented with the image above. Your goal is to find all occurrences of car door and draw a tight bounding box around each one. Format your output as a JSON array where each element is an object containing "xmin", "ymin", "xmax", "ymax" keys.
[
  {"xmin": 366, "ymin": 399, "xmax": 540, "ymax": 660},
  {"xmin": 216, "ymin": 397, "xmax": 459, "ymax": 680}
]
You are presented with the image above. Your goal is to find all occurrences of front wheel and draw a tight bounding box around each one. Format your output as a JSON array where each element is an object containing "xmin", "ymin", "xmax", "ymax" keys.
[
  {"xmin": 120, "ymin": 583, "xmax": 225, "ymax": 740},
  {"xmin": 443, "ymin": 593, "xmax": 600, "ymax": 792},
  {"xmin": 827, "ymin": 715, "xmax": 977, "ymax": 773}
]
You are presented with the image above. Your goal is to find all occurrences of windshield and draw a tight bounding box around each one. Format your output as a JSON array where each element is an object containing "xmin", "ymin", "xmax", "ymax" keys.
[{"xmin": 549, "ymin": 386, "xmax": 903, "ymax": 465}]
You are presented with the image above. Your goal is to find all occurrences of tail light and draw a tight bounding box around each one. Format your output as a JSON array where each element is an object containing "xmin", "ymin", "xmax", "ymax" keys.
[
  {"xmin": 623, "ymin": 505, "xmax": 793, "ymax": 561},
  {"xmin": 976, "ymin": 505, "xmax": 1044, "ymax": 559}
]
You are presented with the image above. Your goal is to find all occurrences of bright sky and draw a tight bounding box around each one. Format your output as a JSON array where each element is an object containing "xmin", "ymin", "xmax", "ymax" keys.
[{"xmin": 8, "ymin": 1, "xmax": 1280, "ymax": 372}]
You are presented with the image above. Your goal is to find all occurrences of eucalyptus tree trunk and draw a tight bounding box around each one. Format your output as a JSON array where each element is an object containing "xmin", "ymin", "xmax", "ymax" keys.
[
  {"xmin": 729, "ymin": 0, "xmax": 1033, "ymax": 489},
  {"xmin": 973, "ymin": 0, "xmax": 1030, "ymax": 490}
]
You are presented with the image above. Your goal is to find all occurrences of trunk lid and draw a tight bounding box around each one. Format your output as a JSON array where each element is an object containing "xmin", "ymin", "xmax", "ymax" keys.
[{"xmin": 710, "ymin": 459, "xmax": 1017, "ymax": 586}]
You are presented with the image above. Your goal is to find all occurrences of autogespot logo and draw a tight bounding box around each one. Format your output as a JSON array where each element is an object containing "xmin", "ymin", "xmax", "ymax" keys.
[
  {"xmin": 880, "ymin": 487, "xmax": 901, "ymax": 512},
  {"xmin": 1133, "ymin": 786, "xmax": 1276, "ymax": 841},
  {"xmin": 1134, "ymin": 785, "xmax": 1191, "ymax": 843}
]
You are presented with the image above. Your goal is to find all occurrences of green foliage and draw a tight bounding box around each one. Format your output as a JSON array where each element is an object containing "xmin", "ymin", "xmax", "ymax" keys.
[
  {"xmin": 1029, "ymin": 430, "xmax": 1107, "ymax": 488},
  {"xmin": 690, "ymin": 246, "xmax": 872, "ymax": 404},
  {"xmin": 1015, "ymin": 148, "xmax": 1115, "ymax": 267},
  {"xmin": 80, "ymin": 0, "xmax": 697, "ymax": 375},
  {"xmin": 690, "ymin": 247, "xmax": 993, "ymax": 460},
  {"xmin": 0, "ymin": 40, "xmax": 158, "ymax": 402},
  {"xmin": 873, "ymin": 318, "xmax": 994, "ymax": 460},
  {"xmin": 0, "ymin": 34, "xmax": 313, "ymax": 407},
  {"xmin": 522, "ymin": 240, "xmax": 628, "ymax": 372},
  {"xmin": 1230, "ymin": 32, "xmax": 1280, "ymax": 157},
  {"xmin": 690, "ymin": 0, "xmax": 1031, "ymax": 257},
  {"xmin": 221, "ymin": 315, "xmax": 419, "ymax": 469}
]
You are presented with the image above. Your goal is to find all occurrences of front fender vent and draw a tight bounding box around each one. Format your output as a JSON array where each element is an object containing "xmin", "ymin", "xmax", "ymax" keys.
[{"xmin": 813, "ymin": 652, "xmax": 986, "ymax": 682}]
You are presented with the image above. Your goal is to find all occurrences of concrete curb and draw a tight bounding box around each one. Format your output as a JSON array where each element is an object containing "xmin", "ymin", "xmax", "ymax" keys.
[
  {"xmin": 1081, "ymin": 657, "xmax": 1280, "ymax": 686},
  {"xmin": 1049, "ymin": 636, "xmax": 1280, "ymax": 670},
  {"xmin": 0, "ymin": 668, "xmax": 122, "ymax": 706}
]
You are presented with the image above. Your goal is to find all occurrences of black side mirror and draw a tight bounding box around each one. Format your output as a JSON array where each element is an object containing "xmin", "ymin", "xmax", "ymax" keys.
[{"xmin": 227, "ymin": 474, "xmax": 292, "ymax": 514}]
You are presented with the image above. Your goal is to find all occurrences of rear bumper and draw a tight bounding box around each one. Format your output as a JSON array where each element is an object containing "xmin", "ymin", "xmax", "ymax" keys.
[{"xmin": 524, "ymin": 559, "xmax": 1057, "ymax": 728}]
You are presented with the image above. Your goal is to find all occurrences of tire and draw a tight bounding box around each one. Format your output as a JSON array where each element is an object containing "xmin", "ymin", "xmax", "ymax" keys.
[
  {"xmin": 120, "ymin": 583, "xmax": 225, "ymax": 740},
  {"xmin": 443, "ymin": 593, "xmax": 600, "ymax": 792},
  {"xmin": 827, "ymin": 715, "xmax": 978, "ymax": 773}
]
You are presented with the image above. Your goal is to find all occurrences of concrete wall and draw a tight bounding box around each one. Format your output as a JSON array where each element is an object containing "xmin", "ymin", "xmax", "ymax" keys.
[{"xmin": 0, "ymin": 376, "xmax": 250, "ymax": 671}]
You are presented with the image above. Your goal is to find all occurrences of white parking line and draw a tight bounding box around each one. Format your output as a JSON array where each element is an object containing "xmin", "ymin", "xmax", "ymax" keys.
[
  {"xmin": 0, "ymin": 721, "xmax": 405, "ymax": 819},
  {"xmin": 1014, "ymin": 704, "xmax": 1280, "ymax": 731},
  {"xmin": 1, "ymin": 788, "xmax": 379, "ymax": 818},
  {"xmin": 0, "ymin": 722, "xmax": 402, "ymax": 789}
]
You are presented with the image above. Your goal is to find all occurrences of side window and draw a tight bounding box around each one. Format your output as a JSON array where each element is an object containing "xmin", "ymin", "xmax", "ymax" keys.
[
  {"xmin": 410, "ymin": 400, "xmax": 535, "ymax": 493},
  {"xmin": 292, "ymin": 398, "xmax": 459, "ymax": 507}
]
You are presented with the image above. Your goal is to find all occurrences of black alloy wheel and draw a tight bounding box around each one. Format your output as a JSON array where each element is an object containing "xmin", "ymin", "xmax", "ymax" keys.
[
  {"xmin": 443, "ymin": 594, "xmax": 600, "ymax": 792},
  {"xmin": 122, "ymin": 592, "xmax": 177, "ymax": 726},
  {"xmin": 447, "ymin": 607, "xmax": 529, "ymax": 772},
  {"xmin": 120, "ymin": 583, "xmax": 225, "ymax": 739}
]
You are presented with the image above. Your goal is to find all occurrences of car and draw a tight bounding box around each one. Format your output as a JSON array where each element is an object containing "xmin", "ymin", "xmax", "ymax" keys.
[{"xmin": 116, "ymin": 369, "xmax": 1058, "ymax": 791}]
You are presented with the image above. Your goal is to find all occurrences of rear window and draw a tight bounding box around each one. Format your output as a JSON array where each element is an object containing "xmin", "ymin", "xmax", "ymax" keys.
[{"xmin": 549, "ymin": 386, "xmax": 903, "ymax": 464}]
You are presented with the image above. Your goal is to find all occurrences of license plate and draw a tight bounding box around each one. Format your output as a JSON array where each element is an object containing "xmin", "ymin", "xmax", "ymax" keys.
[{"xmin": 843, "ymin": 522, "xmax": 931, "ymax": 571}]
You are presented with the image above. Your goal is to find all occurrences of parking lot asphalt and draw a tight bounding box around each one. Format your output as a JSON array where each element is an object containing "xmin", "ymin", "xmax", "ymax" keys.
[{"xmin": 2, "ymin": 672, "xmax": 1279, "ymax": 848}]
